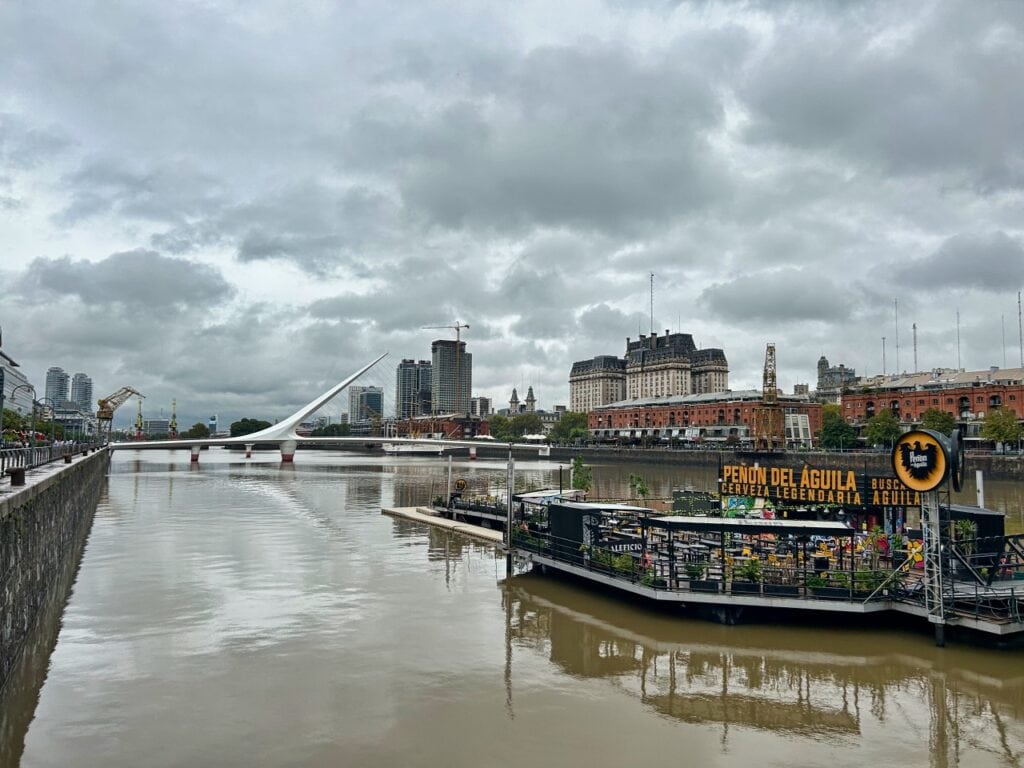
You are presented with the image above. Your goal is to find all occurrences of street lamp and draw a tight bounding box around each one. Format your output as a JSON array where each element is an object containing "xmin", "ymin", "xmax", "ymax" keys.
[{"xmin": 11, "ymin": 384, "xmax": 37, "ymax": 448}]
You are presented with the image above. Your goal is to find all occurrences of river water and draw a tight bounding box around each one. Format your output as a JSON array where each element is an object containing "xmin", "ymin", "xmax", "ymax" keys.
[{"xmin": 6, "ymin": 450, "xmax": 1024, "ymax": 767}]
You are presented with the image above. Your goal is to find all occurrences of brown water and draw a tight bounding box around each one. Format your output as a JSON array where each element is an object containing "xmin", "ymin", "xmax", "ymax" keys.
[{"xmin": 5, "ymin": 450, "xmax": 1024, "ymax": 767}]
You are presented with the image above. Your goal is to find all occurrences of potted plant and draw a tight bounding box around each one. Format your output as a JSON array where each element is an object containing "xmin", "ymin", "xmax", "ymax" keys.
[
  {"xmin": 731, "ymin": 558, "xmax": 762, "ymax": 594},
  {"xmin": 808, "ymin": 572, "xmax": 849, "ymax": 599},
  {"xmin": 686, "ymin": 562, "xmax": 719, "ymax": 592}
]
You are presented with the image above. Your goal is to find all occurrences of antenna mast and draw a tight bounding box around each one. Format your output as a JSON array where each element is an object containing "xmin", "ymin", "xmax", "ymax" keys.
[
  {"xmin": 649, "ymin": 272, "xmax": 654, "ymax": 335},
  {"xmin": 912, "ymin": 323, "xmax": 918, "ymax": 373},
  {"xmin": 882, "ymin": 336, "xmax": 886, "ymax": 376},
  {"xmin": 956, "ymin": 310, "xmax": 961, "ymax": 370},
  {"xmin": 1018, "ymin": 290, "xmax": 1023, "ymax": 367},
  {"xmin": 894, "ymin": 298, "xmax": 900, "ymax": 374},
  {"xmin": 1003, "ymin": 315, "xmax": 1007, "ymax": 369}
]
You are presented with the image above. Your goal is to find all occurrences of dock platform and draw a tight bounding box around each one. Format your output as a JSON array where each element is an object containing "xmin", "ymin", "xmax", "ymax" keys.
[{"xmin": 381, "ymin": 506, "xmax": 506, "ymax": 547}]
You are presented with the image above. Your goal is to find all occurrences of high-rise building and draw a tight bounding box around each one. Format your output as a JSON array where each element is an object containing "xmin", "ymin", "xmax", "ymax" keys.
[
  {"xmin": 349, "ymin": 385, "xmax": 384, "ymax": 422},
  {"xmin": 569, "ymin": 356, "xmax": 626, "ymax": 412},
  {"xmin": 569, "ymin": 331, "xmax": 729, "ymax": 412},
  {"xmin": 469, "ymin": 396, "xmax": 492, "ymax": 418},
  {"xmin": 395, "ymin": 359, "xmax": 432, "ymax": 418},
  {"xmin": 431, "ymin": 339, "xmax": 472, "ymax": 415},
  {"xmin": 1, "ymin": 350, "xmax": 33, "ymax": 414},
  {"xmin": 71, "ymin": 372, "xmax": 94, "ymax": 413},
  {"xmin": 45, "ymin": 366, "xmax": 70, "ymax": 407}
]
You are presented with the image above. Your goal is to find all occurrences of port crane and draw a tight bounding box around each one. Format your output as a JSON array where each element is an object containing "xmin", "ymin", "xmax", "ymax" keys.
[
  {"xmin": 422, "ymin": 322, "xmax": 469, "ymax": 415},
  {"xmin": 96, "ymin": 386, "xmax": 144, "ymax": 442}
]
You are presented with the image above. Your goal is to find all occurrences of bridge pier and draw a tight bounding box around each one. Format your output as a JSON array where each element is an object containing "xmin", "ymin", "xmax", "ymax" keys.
[
  {"xmin": 245, "ymin": 443, "xmax": 254, "ymax": 459},
  {"xmin": 469, "ymin": 447, "xmax": 477, "ymax": 460},
  {"xmin": 280, "ymin": 439, "xmax": 297, "ymax": 463},
  {"xmin": 190, "ymin": 445, "xmax": 201, "ymax": 464}
]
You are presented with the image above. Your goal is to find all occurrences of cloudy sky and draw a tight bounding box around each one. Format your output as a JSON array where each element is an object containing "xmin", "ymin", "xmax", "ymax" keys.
[{"xmin": 2, "ymin": 0, "xmax": 1022, "ymax": 428}]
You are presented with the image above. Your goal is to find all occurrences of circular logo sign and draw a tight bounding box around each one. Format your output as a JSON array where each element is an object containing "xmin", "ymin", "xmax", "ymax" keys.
[
  {"xmin": 454, "ymin": 478, "xmax": 467, "ymax": 492},
  {"xmin": 891, "ymin": 430, "xmax": 948, "ymax": 492}
]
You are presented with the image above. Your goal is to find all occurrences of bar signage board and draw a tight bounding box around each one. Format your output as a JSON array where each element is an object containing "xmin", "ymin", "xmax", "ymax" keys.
[{"xmin": 719, "ymin": 463, "xmax": 921, "ymax": 509}]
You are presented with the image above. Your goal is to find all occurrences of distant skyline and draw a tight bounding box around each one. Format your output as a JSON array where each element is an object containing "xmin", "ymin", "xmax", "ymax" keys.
[{"xmin": 2, "ymin": 1, "xmax": 1022, "ymax": 429}]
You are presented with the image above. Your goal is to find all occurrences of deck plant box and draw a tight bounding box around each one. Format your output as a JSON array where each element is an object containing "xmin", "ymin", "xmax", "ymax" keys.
[
  {"xmin": 690, "ymin": 580, "xmax": 720, "ymax": 593},
  {"xmin": 764, "ymin": 584, "xmax": 800, "ymax": 597}
]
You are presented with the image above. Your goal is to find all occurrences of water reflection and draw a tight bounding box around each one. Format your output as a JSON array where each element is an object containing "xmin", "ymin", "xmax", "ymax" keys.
[{"xmin": 503, "ymin": 573, "xmax": 1024, "ymax": 763}]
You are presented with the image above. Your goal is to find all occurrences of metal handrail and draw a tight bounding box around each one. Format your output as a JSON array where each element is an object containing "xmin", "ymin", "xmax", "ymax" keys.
[{"xmin": 0, "ymin": 442, "xmax": 103, "ymax": 479}]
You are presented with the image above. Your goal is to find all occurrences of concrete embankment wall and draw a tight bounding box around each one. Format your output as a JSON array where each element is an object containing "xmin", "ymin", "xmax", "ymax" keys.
[{"xmin": 0, "ymin": 449, "xmax": 109, "ymax": 692}]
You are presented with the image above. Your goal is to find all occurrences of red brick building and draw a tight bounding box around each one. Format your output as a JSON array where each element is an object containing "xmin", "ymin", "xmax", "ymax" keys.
[
  {"xmin": 841, "ymin": 381, "xmax": 1024, "ymax": 430},
  {"xmin": 588, "ymin": 390, "xmax": 822, "ymax": 446}
]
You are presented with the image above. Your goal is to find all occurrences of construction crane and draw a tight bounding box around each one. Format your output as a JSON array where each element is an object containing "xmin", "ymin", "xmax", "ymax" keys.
[
  {"xmin": 96, "ymin": 387, "xmax": 144, "ymax": 443},
  {"xmin": 422, "ymin": 322, "xmax": 470, "ymax": 416},
  {"xmin": 135, "ymin": 399, "xmax": 145, "ymax": 441},
  {"xmin": 752, "ymin": 343, "xmax": 785, "ymax": 452}
]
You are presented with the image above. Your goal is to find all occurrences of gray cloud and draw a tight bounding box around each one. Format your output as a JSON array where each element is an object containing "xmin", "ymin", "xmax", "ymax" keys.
[
  {"xmin": 1, "ymin": 0, "xmax": 1022, "ymax": 420},
  {"xmin": 17, "ymin": 249, "xmax": 234, "ymax": 309},
  {"xmin": 896, "ymin": 231, "xmax": 1024, "ymax": 292},
  {"xmin": 699, "ymin": 269, "xmax": 854, "ymax": 323}
]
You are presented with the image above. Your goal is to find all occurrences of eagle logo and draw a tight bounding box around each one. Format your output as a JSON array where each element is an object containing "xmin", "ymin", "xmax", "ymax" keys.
[
  {"xmin": 891, "ymin": 431, "xmax": 947, "ymax": 492},
  {"xmin": 898, "ymin": 440, "xmax": 938, "ymax": 481}
]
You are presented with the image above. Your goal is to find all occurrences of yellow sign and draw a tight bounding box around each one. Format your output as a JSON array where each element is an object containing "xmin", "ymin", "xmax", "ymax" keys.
[
  {"xmin": 891, "ymin": 430, "xmax": 948, "ymax": 492},
  {"xmin": 719, "ymin": 464, "xmax": 863, "ymax": 506}
]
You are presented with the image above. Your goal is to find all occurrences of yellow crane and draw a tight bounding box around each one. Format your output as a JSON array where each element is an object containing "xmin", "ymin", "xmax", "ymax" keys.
[
  {"xmin": 96, "ymin": 387, "xmax": 144, "ymax": 442},
  {"xmin": 422, "ymin": 322, "xmax": 470, "ymax": 415}
]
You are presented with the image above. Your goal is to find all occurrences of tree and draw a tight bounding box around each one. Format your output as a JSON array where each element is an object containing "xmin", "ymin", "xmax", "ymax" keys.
[
  {"xmin": 509, "ymin": 412, "xmax": 544, "ymax": 439},
  {"xmin": 818, "ymin": 404, "xmax": 856, "ymax": 450},
  {"xmin": 230, "ymin": 418, "xmax": 273, "ymax": 437},
  {"xmin": 628, "ymin": 473, "xmax": 649, "ymax": 502},
  {"xmin": 3, "ymin": 407, "xmax": 24, "ymax": 432},
  {"xmin": 182, "ymin": 422, "xmax": 210, "ymax": 439},
  {"xmin": 980, "ymin": 407, "xmax": 1021, "ymax": 447},
  {"xmin": 488, "ymin": 414, "xmax": 512, "ymax": 441},
  {"xmin": 570, "ymin": 455, "xmax": 592, "ymax": 493},
  {"xmin": 311, "ymin": 423, "xmax": 350, "ymax": 437},
  {"xmin": 547, "ymin": 411, "xmax": 589, "ymax": 443},
  {"xmin": 919, "ymin": 408, "xmax": 956, "ymax": 436},
  {"xmin": 864, "ymin": 410, "xmax": 902, "ymax": 447}
]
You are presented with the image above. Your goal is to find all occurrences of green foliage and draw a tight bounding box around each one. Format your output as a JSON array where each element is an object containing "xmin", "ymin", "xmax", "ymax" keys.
[
  {"xmin": 3, "ymin": 407, "xmax": 24, "ymax": 432},
  {"xmin": 628, "ymin": 473, "xmax": 649, "ymax": 500},
  {"xmin": 685, "ymin": 563, "xmax": 706, "ymax": 581},
  {"xmin": 311, "ymin": 423, "xmax": 350, "ymax": 436},
  {"xmin": 182, "ymin": 422, "xmax": 210, "ymax": 439},
  {"xmin": 864, "ymin": 409, "xmax": 902, "ymax": 447},
  {"xmin": 955, "ymin": 519, "xmax": 977, "ymax": 556},
  {"xmin": 919, "ymin": 408, "xmax": 957, "ymax": 436},
  {"xmin": 570, "ymin": 455, "xmax": 592, "ymax": 493},
  {"xmin": 737, "ymin": 558, "xmax": 762, "ymax": 583},
  {"xmin": 980, "ymin": 407, "xmax": 1021, "ymax": 445},
  {"xmin": 612, "ymin": 554, "xmax": 635, "ymax": 574},
  {"xmin": 818, "ymin": 404, "xmax": 856, "ymax": 449},
  {"xmin": 806, "ymin": 573, "xmax": 828, "ymax": 589},
  {"xmin": 547, "ymin": 411, "xmax": 589, "ymax": 443},
  {"xmin": 230, "ymin": 418, "xmax": 273, "ymax": 437},
  {"xmin": 487, "ymin": 414, "xmax": 511, "ymax": 441},
  {"xmin": 509, "ymin": 412, "xmax": 543, "ymax": 438}
]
